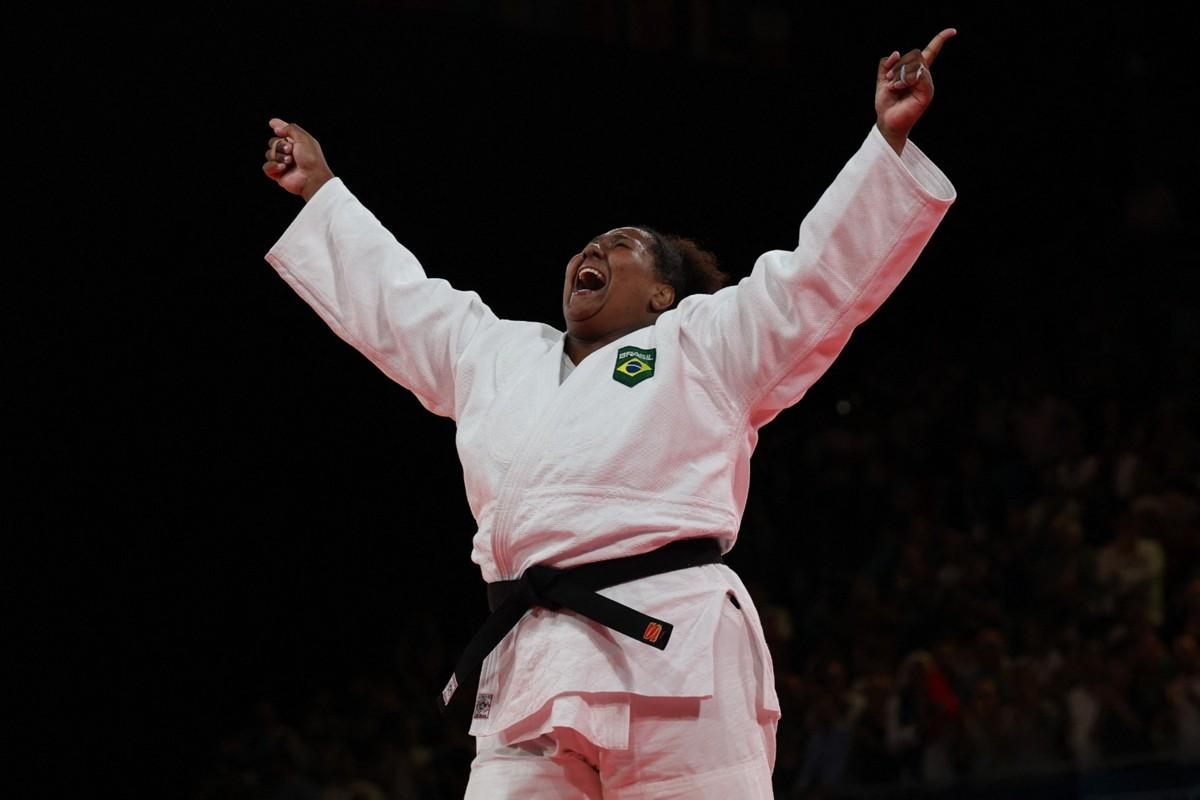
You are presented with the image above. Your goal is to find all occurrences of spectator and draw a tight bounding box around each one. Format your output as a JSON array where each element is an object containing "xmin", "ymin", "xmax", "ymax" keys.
[
  {"xmin": 1007, "ymin": 657, "xmax": 1064, "ymax": 771},
  {"xmin": 1167, "ymin": 633, "xmax": 1200, "ymax": 762},
  {"xmin": 1092, "ymin": 654, "xmax": 1149, "ymax": 760},
  {"xmin": 1096, "ymin": 513, "xmax": 1166, "ymax": 626},
  {"xmin": 846, "ymin": 673, "xmax": 900, "ymax": 785},
  {"xmin": 1066, "ymin": 644, "xmax": 1105, "ymax": 771},
  {"xmin": 961, "ymin": 677, "xmax": 1015, "ymax": 778},
  {"xmin": 886, "ymin": 651, "xmax": 959, "ymax": 785},
  {"xmin": 794, "ymin": 661, "xmax": 854, "ymax": 796}
]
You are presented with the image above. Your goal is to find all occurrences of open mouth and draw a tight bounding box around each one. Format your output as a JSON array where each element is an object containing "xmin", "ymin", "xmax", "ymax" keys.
[{"xmin": 573, "ymin": 265, "xmax": 609, "ymax": 295}]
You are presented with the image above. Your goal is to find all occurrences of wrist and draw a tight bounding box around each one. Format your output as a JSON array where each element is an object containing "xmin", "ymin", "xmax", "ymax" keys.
[
  {"xmin": 875, "ymin": 121, "xmax": 908, "ymax": 156},
  {"xmin": 302, "ymin": 171, "xmax": 335, "ymax": 203}
]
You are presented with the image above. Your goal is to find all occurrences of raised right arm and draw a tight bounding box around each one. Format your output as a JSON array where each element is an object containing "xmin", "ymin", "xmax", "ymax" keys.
[{"xmin": 263, "ymin": 120, "xmax": 496, "ymax": 419}]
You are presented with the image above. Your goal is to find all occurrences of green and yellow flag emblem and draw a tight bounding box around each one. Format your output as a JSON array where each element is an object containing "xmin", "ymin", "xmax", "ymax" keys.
[{"xmin": 613, "ymin": 347, "xmax": 656, "ymax": 387}]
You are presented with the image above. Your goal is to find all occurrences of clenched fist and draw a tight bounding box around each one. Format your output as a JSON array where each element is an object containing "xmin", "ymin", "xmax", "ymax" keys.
[{"xmin": 263, "ymin": 118, "xmax": 334, "ymax": 202}]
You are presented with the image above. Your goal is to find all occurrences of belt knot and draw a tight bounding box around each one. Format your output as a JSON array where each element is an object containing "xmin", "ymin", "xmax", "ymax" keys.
[{"xmin": 518, "ymin": 564, "xmax": 563, "ymax": 611}]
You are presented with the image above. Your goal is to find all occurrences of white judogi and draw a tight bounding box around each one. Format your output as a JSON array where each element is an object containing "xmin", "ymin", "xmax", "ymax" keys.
[{"xmin": 266, "ymin": 126, "xmax": 955, "ymax": 754}]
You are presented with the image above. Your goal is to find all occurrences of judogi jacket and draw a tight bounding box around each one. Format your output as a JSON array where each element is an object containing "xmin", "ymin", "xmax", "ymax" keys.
[{"xmin": 266, "ymin": 125, "xmax": 956, "ymax": 746}]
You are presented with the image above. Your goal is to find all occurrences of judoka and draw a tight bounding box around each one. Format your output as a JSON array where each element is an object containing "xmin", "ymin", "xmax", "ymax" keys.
[{"xmin": 260, "ymin": 28, "xmax": 957, "ymax": 799}]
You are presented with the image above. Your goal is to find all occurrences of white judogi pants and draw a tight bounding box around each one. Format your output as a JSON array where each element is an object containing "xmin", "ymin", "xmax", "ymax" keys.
[{"xmin": 465, "ymin": 593, "xmax": 778, "ymax": 799}]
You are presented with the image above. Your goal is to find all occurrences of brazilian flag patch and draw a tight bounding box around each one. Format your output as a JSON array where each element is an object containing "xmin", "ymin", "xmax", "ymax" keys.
[{"xmin": 613, "ymin": 347, "xmax": 656, "ymax": 387}]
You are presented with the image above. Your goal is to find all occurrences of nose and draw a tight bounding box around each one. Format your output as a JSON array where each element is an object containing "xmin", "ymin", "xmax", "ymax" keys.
[{"xmin": 584, "ymin": 241, "xmax": 604, "ymax": 259}]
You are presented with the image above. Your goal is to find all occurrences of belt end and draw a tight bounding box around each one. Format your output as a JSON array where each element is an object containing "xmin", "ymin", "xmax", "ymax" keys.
[
  {"xmin": 439, "ymin": 673, "xmax": 459, "ymax": 712},
  {"xmin": 640, "ymin": 620, "xmax": 672, "ymax": 650}
]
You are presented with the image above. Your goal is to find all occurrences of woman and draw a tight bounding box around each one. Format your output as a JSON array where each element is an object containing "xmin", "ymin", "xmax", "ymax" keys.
[{"xmin": 261, "ymin": 28, "xmax": 957, "ymax": 799}]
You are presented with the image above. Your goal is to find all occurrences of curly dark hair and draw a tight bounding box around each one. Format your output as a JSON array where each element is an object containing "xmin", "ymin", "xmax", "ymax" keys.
[{"xmin": 636, "ymin": 226, "xmax": 728, "ymax": 308}]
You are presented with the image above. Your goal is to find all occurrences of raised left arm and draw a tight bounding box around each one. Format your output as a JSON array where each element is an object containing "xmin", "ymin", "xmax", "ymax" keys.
[{"xmin": 671, "ymin": 30, "xmax": 958, "ymax": 423}]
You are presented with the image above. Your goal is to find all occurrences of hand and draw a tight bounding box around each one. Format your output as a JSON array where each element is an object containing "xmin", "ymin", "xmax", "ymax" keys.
[
  {"xmin": 263, "ymin": 118, "xmax": 335, "ymax": 202},
  {"xmin": 875, "ymin": 28, "xmax": 957, "ymax": 155}
]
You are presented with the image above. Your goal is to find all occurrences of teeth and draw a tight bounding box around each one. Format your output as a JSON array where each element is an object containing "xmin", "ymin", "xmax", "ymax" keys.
[{"xmin": 576, "ymin": 266, "xmax": 607, "ymax": 291}]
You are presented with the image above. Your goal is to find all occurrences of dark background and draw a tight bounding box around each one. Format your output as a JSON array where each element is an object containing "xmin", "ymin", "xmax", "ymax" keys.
[{"xmin": 25, "ymin": 1, "xmax": 1194, "ymax": 795}]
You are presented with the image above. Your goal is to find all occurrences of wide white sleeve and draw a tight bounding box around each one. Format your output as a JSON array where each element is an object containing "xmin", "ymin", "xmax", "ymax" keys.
[
  {"xmin": 673, "ymin": 126, "xmax": 956, "ymax": 426},
  {"xmin": 264, "ymin": 178, "xmax": 497, "ymax": 419}
]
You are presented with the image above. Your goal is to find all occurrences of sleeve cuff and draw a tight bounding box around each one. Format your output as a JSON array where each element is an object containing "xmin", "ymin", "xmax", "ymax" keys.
[
  {"xmin": 265, "ymin": 177, "xmax": 348, "ymax": 265},
  {"xmin": 867, "ymin": 125, "xmax": 956, "ymax": 205}
]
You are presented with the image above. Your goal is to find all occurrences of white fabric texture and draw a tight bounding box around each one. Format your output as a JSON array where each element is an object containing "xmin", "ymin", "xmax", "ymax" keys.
[
  {"xmin": 265, "ymin": 125, "xmax": 955, "ymax": 743},
  {"xmin": 464, "ymin": 591, "xmax": 777, "ymax": 799}
]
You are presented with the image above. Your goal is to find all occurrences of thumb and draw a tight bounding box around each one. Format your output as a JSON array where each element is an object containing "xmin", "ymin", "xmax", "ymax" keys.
[{"xmin": 269, "ymin": 117, "xmax": 311, "ymax": 141}]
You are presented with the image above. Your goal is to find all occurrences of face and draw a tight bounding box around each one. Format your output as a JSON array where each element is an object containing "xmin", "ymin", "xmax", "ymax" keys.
[{"xmin": 562, "ymin": 227, "xmax": 675, "ymax": 341}]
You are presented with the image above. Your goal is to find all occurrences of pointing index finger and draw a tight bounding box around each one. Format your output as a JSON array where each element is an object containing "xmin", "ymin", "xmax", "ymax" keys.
[{"xmin": 922, "ymin": 28, "xmax": 957, "ymax": 68}]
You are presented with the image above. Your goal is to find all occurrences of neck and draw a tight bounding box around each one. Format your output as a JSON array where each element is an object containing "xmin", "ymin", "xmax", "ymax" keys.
[{"xmin": 564, "ymin": 322, "xmax": 652, "ymax": 365}]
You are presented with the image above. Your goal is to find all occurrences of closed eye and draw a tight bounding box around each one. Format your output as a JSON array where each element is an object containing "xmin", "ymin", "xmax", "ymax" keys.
[{"xmin": 585, "ymin": 234, "xmax": 635, "ymax": 251}]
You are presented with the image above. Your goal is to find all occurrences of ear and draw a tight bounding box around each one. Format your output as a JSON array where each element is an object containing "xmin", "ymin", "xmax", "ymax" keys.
[{"xmin": 650, "ymin": 282, "xmax": 676, "ymax": 313}]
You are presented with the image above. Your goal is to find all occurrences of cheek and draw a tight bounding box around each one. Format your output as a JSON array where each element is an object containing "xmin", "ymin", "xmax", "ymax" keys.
[
  {"xmin": 608, "ymin": 279, "xmax": 646, "ymax": 313},
  {"xmin": 564, "ymin": 255, "xmax": 582, "ymax": 287},
  {"xmin": 617, "ymin": 263, "xmax": 656, "ymax": 297}
]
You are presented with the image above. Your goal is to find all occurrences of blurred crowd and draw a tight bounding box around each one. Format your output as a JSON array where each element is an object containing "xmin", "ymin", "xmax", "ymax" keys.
[
  {"xmin": 752, "ymin": 363, "xmax": 1199, "ymax": 796},
  {"xmin": 194, "ymin": 251, "xmax": 1196, "ymax": 799}
]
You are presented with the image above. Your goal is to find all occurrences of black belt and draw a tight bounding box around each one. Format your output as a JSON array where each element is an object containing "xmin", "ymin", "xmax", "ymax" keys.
[{"xmin": 439, "ymin": 537, "xmax": 723, "ymax": 711}]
